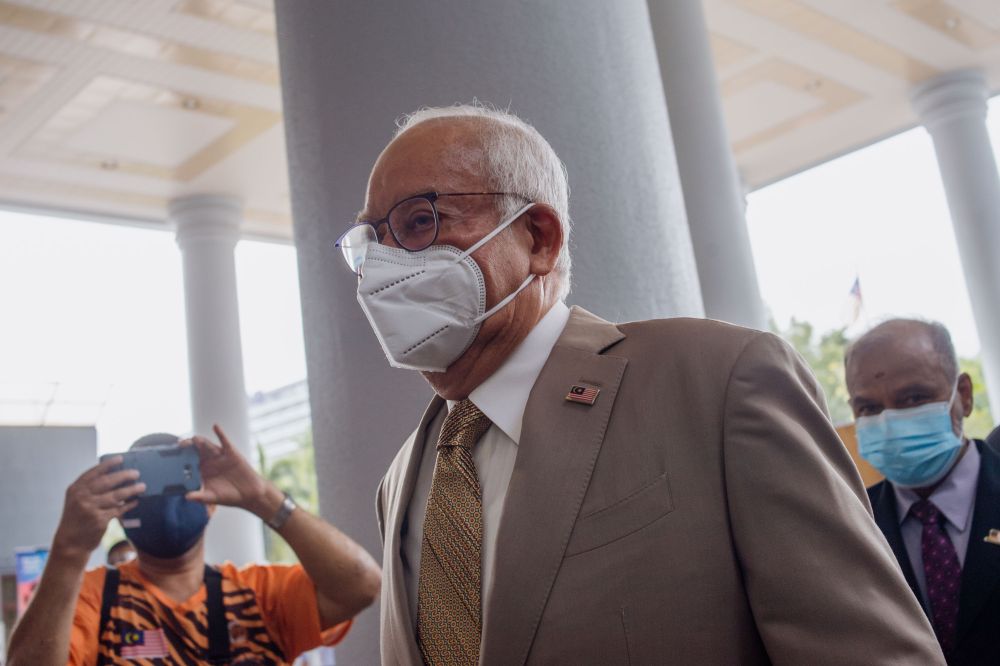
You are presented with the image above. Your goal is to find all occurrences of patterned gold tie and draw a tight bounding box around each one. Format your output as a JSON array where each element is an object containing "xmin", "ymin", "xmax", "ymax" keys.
[{"xmin": 417, "ymin": 399, "xmax": 492, "ymax": 666}]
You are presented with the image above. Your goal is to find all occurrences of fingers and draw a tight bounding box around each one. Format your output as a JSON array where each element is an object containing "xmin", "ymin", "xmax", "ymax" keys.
[
  {"xmin": 114, "ymin": 500, "xmax": 139, "ymax": 517},
  {"xmin": 95, "ymin": 482, "xmax": 146, "ymax": 509},
  {"xmin": 98, "ymin": 454, "xmax": 124, "ymax": 470},
  {"xmin": 183, "ymin": 435, "xmax": 222, "ymax": 459},
  {"xmin": 91, "ymin": 468, "xmax": 140, "ymax": 494},
  {"xmin": 78, "ymin": 455, "xmax": 124, "ymax": 484},
  {"xmin": 180, "ymin": 426, "xmax": 236, "ymax": 457},
  {"xmin": 185, "ymin": 489, "xmax": 215, "ymax": 504},
  {"xmin": 179, "ymin": 434, "xmax": 214, "ymax": 453},
  {"xmin": 112, "ymin": 481, "xmax": 147, "ymax": 504},
  {"xmin": 198, "ymin": 434, "xmax": 222, "ymax": 455},
  {"xmin": 213, "ymin": 424, "xmax": 237, "ymax": 455}
]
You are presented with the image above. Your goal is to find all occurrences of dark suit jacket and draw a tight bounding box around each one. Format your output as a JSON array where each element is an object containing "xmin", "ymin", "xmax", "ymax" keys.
[
  {"xmin": 868, "ymin": 438, "xmax": 1000, "ymax": 665},
  {"xmin": 379, "ymin": 307, "xmax": 943, "ymax": 665},
  {"xmin": 987, "ymin": 426, "xmax": 999, "ymax": 450}
]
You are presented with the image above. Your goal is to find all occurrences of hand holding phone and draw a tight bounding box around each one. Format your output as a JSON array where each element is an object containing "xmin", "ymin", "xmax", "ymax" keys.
[
  {"xmin": 52, "ymin": 457, "xmax": 146, "ymax": 560},
  {"xmin": 181, "ymin": 424, "xmax": 278, "ymax": 517}
]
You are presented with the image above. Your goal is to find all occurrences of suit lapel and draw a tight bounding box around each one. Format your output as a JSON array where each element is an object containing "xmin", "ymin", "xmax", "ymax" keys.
[
  {"xmin": 957, "ymin": 439, "xmax": 1000, "ymax": 642},
  {"xmin": 481, "ymin": 307, "xmax": 627, "ymax": 665},
  {"xmin": 382, "ymin": 396, "xmax": 445, "ymax": 666},
  {"xmin": 871, "ymin": 481, "xmax": 926, "ymax": 613}
]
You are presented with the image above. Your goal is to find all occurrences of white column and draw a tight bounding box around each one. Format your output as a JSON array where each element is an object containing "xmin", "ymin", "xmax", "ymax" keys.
[
  {"xmin": 275, "ymin": 2, "xmax": 703, "ymax": 660},
  {"xmin": 912, "ymin": 70, "xmax": 1000, "ymax": 421},
  {"xmin": 647, "ymin": 0, "xmax": 768, "ymax": 330},
  {"xmin": 171, "ymin": 193, "xmax": 265, "ymax": 565}
]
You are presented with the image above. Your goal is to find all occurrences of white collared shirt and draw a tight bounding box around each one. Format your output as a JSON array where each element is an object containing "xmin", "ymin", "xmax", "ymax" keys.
[
  {"xmin": 401, "ymin": 301, "xmax": 571, "ymax": 628},
  {"xmin": 893, "ymin": 442, "xmax": 981, "ymax": 608}
]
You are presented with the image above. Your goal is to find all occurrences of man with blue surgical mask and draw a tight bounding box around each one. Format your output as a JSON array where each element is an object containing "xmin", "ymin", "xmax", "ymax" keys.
[
  {"xmin": 7, "ymin": 427, "xmax": 381, "ymax": 665},
  {"xmin": 846, "ymin": 318, "xmax": 1000, "ymax": 665}
]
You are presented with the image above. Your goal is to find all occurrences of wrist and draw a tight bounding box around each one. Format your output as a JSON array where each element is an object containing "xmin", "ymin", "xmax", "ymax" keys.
[
  {"xmin": 264, "ymin": 492, "xmax": 298, "ymax": 531},
  {"xmin": 48, "ymin": 538, "xmax": 92, "ymax": 571},
  {"xmin": 247, "ymin": 482, "xmax": 285, "ymax": 520}
]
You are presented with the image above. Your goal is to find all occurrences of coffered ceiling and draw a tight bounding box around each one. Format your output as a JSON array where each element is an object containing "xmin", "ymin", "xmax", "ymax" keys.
[
  {"xmin": 0, "ymin": 0, "xmax": 998, "ymax": 239},
  {"xmin": 0, "ymin": 0, "xmax": 285, "ymax": 238},
  {"xmin": 700, "ymin": 0, "xmax": 1000, "ymax": 187}
]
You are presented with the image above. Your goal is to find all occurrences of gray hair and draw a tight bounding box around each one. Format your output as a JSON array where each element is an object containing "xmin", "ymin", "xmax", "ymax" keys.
[
  {"xmin": 394, "ymin": 104, "xmax": 572, "ymax": 300},
  {"xmin": 130, "ymin": 432, "xmax": 180, "ymax": 450},
  {"xmin": 845, "ymin": 318, "xmax": 959, "ymax": 381}
]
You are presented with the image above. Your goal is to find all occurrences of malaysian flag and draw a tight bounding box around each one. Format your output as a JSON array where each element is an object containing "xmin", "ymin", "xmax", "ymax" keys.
[
  {"xmin": 844, "ymin": 276, "xmax": 863, "ymax": 326},
  {"xmin": 120, "ymin": 628, "xmax": 169, "ymax": 659},
  {"xmin": 566, "ymin": 384, "xmax": 600, "ymax": 405}
]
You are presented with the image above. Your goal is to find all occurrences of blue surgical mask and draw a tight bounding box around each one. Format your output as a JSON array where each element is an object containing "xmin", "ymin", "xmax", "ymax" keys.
[
  {"xmin": 855, "ymin": 389, "xmax": 964, "ymax": 488},
  {"xmin": 121, "ymin": 495, "xmax": 209, "ymax": 559}
]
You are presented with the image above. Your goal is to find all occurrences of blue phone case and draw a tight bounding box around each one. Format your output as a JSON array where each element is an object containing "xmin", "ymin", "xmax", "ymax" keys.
[{"xmin": 100, "ymin": 445, "xmax": 201, "ymax": 497}]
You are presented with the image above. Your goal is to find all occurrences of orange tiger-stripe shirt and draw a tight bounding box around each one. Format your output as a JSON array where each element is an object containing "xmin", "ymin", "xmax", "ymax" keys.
[{"xmin": 69, "ymin": 560, "xmax": 350, "ymax": 665}]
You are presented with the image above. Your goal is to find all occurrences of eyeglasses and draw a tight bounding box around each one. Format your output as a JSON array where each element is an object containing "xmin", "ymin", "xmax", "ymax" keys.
[{"xmin": 335, "ymin": 192, "xmax": 524, "ymax": 275}]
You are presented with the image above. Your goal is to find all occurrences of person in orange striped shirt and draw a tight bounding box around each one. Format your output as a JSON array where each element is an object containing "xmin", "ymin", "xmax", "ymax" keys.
[{"xmin": 7, "ymin": 426, "xmax": 381, "ymax": 666}]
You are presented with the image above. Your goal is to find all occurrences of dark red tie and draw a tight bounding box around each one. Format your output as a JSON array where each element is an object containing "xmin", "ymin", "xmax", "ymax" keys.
[{"xmin": 910, "ymin": 499, "xmax": 961, "ymax": 655}]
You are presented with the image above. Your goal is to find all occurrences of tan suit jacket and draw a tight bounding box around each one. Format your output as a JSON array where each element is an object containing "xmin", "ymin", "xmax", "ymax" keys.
[{"xmin": 377, "ymin": 307, "xmax": 944, "ymax": 665}]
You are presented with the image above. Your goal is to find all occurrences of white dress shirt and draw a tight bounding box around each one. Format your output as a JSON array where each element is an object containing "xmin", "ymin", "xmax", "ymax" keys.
[
  {"xmin": 893, "ymin": 442, "xmax": 981, "ymax": 608},
  {"xmin": 401, "ymin": 301, "xmax": 571, "ymax": 628}
]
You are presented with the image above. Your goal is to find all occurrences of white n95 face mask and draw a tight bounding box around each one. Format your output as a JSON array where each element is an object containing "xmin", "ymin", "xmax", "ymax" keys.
[{"xmin": 357, "ymin": 203, "xmax": 535, "ymax": 372}]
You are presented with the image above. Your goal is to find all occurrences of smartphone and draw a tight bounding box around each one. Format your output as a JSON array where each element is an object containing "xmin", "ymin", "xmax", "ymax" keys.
[{"xmin": 100, "ymin": 445, "xmax": 201, "ymax": 497}]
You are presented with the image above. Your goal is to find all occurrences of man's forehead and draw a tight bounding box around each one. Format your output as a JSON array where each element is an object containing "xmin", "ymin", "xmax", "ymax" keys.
[
  {"xmin": 847, "ymin": 331, "xmax": 946, "ymax": 387},
  {"xmin": 366, "ymin": 119, "xmax": 489, "ymax": 202},
  {"xmin": 381, "ymin": 120, "xmax": 486, "ymax": 172}
]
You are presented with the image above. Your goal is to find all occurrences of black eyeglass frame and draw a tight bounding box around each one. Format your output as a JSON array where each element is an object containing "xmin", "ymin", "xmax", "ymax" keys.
[{"xmin": 356, "ymin": 191, "xmax": 528, "ymax": 253}]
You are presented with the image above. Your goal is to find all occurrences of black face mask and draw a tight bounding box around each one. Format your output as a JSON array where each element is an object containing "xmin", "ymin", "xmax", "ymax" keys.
[{"xmin": 121, "ymin": 495, "xmax": 209, "ymax": 559}]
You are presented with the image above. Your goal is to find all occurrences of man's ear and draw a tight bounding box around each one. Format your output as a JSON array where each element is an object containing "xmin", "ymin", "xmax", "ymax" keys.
[
  {"xmin": 957, "ymin": 372, "xmax": 974, "ymax": 417},
  {"xmin": 523, "ymin": 203, "xmax": 563, "ymax": 277}
]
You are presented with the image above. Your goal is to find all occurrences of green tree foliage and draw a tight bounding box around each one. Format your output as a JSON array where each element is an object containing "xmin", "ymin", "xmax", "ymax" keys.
[
  {"xmin": 258, "ymin": 431, "xmax": 319, "ymax": 563},
  {"xmin": 774, "ymin": 318, "xmax": 994, "ymax": 436},
  {"xmin": 960, "ymin": 357, "xmax": 995, "ymax": 440}
]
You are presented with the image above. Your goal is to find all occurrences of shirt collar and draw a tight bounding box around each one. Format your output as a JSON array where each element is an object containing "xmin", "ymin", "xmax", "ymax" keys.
[
  {"xmin": 447, "ymin": 301, "xmax": 570, "ymax": 445},
  {"xmin": 894, "ymin": 442, "xmax": 981, "ymax": 532}
]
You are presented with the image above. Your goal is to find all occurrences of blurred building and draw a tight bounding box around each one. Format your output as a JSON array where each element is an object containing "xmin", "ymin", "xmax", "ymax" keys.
[{"xmin": 248, "ymin": 379, "xmax": 310, "ymax": 463}]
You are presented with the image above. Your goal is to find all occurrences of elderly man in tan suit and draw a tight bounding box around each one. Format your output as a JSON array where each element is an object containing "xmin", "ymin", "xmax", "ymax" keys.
[{"xmin": 333, "ymin": 105, "xmax": 944, "ymax": 665}]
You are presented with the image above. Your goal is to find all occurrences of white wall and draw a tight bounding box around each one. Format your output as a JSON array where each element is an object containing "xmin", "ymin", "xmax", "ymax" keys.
[{"xmin": 0, "ymin": 426, "xmax": 99, "ymax": 572}]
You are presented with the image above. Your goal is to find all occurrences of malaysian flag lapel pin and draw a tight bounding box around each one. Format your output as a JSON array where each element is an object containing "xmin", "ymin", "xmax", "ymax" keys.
[{"xmin": 566, "ymin": 383, "xmax": 600, "ymax": 405}]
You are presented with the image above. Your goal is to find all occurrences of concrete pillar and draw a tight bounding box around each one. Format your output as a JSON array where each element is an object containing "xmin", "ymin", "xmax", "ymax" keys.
[
  {"xmin": 912, "ymin": 70, "xmax": 1000, "ymax": 421},
  {"xmin": 648, "ymin": 0, "xmax": 768, "ymax": 330},
  {"xmin": 275, "ymin": 2, "xmax": 703, "ymax": 661},
  {"xmin": 171, "ymin": 193, "xmax": 265, "ymax": 565}
]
